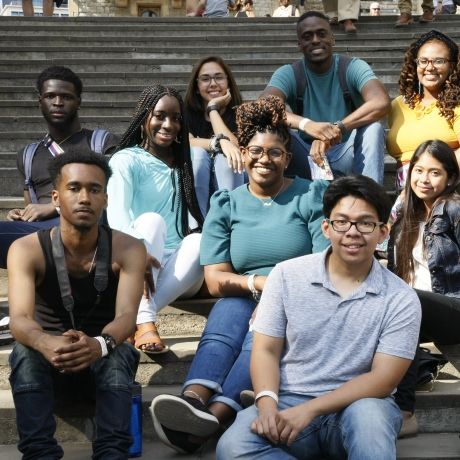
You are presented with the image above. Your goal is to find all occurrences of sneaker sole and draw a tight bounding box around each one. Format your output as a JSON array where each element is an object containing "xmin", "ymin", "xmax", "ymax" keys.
[
  {"xmin": 151, "ymin": 417, "xmax": 189, "ymax": 454},
  {"xmin": 150, "ymin": 395, "xmax": 220, "ymax": 437}
]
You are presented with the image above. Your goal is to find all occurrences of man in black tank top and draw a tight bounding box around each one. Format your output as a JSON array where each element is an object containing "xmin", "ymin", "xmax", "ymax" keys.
[{"xmin": 7, "ymin": 151, "xmax": 146, "ymax": 459}]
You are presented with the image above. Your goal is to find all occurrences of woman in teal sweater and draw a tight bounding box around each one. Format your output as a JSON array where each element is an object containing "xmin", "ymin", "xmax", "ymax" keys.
[{"xmin": 151, "ymin": 96, "xmax": 330, "ymax": 453}]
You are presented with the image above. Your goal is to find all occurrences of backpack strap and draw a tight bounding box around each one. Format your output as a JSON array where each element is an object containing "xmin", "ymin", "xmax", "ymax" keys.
[
  {"xmin": 291, "ymin": 4, "xmax": 296, "ymax": 16},
  {"xmin": 22, "ymin": 142, "xmax": 41, "ymax": 204},
  {"xmin": 291, "ymin": 59, "xmax": 306, "ymax": 116},
  {"xmin": 337, "ymin": 55, "xmax": 356, "ymax": 113},
  {"xmin": 90, "ymin": 128, "xmax": 109, "ymax": 154}
]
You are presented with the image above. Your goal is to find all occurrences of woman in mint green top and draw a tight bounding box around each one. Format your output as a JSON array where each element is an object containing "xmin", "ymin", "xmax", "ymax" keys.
[
  {"xmin": 151, "ymin": 96, "xmax": 329, "ymax": 455},
  {"xmin": 107, "ymin": 85, "xmax": 204, "ymax": 354}
]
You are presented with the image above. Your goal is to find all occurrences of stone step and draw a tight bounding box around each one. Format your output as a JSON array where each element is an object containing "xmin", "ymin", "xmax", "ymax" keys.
[
  {"xmin": 2, "ymin": 433, "xmax": 460, "ymax": 460},
  {"xmin": 1, "ymin": 379, "xmax": 460, "ymax": 448}
]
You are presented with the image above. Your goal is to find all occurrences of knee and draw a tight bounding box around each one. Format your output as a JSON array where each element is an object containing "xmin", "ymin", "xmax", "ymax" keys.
[
  {"xmin": 133, "ymin": 212, "xmax": 166, "ymax": 243},
  {"xmin": 93, "ymin": 343, "xmax": 139, "ymax": 390},
  {"xmin": 180, "ymin": 232, "xmax": 202, "ymax": 258},
  {"xmin": 9, "ymin": 344, "xmax": 51, "ymax": 390},
  {"xmin": 343, "ymin": 398, "xmax": 401, "ymax": 441},
  {"xmin": 191, "ymin": 147, "xmax": 211, "ymax": 167},
  {"xmin": 358, "ymin": 121, "xmax": 384, "ymax": 140},
  {"xmin": 216, "ymin": 427, "xmax": 240, "ymax": 460}
]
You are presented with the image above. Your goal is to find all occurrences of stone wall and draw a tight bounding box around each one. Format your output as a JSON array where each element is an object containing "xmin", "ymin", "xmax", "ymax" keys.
[{"xmin": 70, "ymin": 0, "xmax": 324, "ymax": 17}]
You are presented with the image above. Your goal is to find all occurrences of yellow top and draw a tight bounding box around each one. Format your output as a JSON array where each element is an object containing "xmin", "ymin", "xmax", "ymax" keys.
[{"xmin": 387, "ymin": 96, "xmax": 460, "ymax": 164}]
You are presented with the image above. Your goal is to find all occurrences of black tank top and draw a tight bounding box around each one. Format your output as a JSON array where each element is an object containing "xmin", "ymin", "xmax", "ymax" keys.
[{"xmin": 35, "ymin": 227, "xmax": 119, "ymax": 336}]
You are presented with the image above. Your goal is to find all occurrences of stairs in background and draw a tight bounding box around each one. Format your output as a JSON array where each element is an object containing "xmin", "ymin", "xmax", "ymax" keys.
[{"xmin": 1, "ymin": 15, "xmax": 460, "ymax": 458}]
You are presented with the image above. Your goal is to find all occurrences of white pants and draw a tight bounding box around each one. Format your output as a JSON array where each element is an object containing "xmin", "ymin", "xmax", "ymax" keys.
[{"xmin": 133, "ymin": 212, "xmax": 204, "ymax": 324}]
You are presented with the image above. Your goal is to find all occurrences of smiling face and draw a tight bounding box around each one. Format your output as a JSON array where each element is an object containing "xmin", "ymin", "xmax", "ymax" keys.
[
  {"xmin": 322, "ymin": 196, "xmax": 388, "ymax": 268},
  {"xmin": 416, "ymin": 40, "xmax": 453, "ymax": 98},
  {"xmin": 297, "ymin": 16, "xmax": 335, "ymax": 71},
  {"xmin": 52, "ymin": 163, "xmax": 107, "ymax": 232},
  {"xmin": 39, "ymin": 79, "xmax": 80, "ymax": 128},
  {"xmin": 241, "ymin": 131, "xmax": 291, "ymax": 194},
  {"xmin": 142, "ymin": 94, "xmax": 181, "ymax": 151},
  {"xmin": 197, "ymin": 61, "xmax": 229, "ymax": 105},
  {"xmin": 410, "ymin": 152, "xmax": 451, "ymax": 208}
]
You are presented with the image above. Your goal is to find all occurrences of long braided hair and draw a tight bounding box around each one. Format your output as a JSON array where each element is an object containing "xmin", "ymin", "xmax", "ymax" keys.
[
  {"xmin": 399, "ymin": 30, "xmax": 460, "ymax": 127},
  {"xmin": 116, "ymin": 84, "xmax": 203, "ymax": 235}
]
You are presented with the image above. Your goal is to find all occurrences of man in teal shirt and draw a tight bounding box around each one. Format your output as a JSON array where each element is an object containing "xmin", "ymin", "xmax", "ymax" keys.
[{"xmin": 261, "ymin": 11, "xmax": 390, "ymax": 184}]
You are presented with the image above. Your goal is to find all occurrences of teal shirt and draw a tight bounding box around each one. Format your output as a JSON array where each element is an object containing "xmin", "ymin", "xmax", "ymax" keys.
[
  {"xmin": 268, "ymin": 54, "xmax": 376, "ymax": 142},
  {"xmin": 107, "ymin": 146, "xmax": 182, "ymax": 250},
  {"xmin": 200, "ymin": 177, "xmax": 329, "ymax": 275}
]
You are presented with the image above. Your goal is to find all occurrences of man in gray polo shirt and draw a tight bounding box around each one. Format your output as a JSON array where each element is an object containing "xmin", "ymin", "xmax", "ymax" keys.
[{"xmin": 217, "ymin": 175, "xmax": 421, "ymax": 460}]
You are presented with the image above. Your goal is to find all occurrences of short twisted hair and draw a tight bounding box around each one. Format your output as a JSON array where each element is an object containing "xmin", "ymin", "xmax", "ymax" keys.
[
  {"xmin": 115, "ymin": 84, "xmax": 203, "ymax": 234},
  {"xmin": 236, "ymin": 96, "xmax": 291, "ymax": 149},
  {"xmin": 399, "ymin": 30, "xmax": 460, "ymax": 127},
  {"xmin": 36, "ymin": 66, "xmax": 83, "ymax": 97}
]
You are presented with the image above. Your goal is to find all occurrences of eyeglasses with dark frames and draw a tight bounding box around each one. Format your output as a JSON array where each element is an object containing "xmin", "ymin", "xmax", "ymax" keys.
[
  {"xmin": 327, "ymin": 219, "xmax": 384, "ymax": 234},
  {"xmin": 415, "ymin": 58, "xmax": 451, "ymax": 68},
  {"xmin": 244, "ymin": 146, "xmax": 286, "ymax": 160},
  {"xmin": 197, "ymin": 74, "xmax": 228, "ymax": 85}
]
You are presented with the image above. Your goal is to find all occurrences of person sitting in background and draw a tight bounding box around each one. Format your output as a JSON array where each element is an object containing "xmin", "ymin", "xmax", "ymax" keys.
[
  {"xmin": 395, "ymin": 0, "xmax": 434, "ymax": 26},
  {"xmin": 0, "ymin": 65, "xmax": 117, "ymax": 269},
  {"xmin": 184, "ymin": 56, "xmax": 245, "ymax": 217},
  {"xmin": 8, "ymin": 151, "xmax": 145, "ymax": 459},
  {"xmin": 217, "ymin": 175, "xmax": 421, "ymax": 460},
  {"xmin": 387, "ymin": 30, "xmax": 460, "ymax": 189},
  {"xmin": 370, "ymin": 2, "xmax": 381, "ymax": 15},
  {"xmin": 107, "ymin": 85, "xmax": 204, "ymax": 354},
  {"xmin": 235, "ymin": 0, "xmax": 256, "ymax": 17},
  {"xmin": 273, "ymin": 0, "xmax": 300, "ymax": 17},
  {"xmin": 150, "ymin": 96, "xmax": 329, "ymax": 454},
  {"xmin": 322, "ymin": 0, "xmax": 359, "ymax": 33},
  {"xmin": 389, "ymin": 140, "xmax": 460, "ymax": 437}
]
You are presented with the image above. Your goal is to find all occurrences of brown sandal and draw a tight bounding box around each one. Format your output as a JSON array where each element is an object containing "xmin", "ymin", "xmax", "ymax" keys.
[{"xmin": 134, "ymin": 322, "xmax": 169, "ymax": 354}]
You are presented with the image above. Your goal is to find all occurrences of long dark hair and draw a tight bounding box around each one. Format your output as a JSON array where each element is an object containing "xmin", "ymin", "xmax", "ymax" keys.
[
  {"xmin": 184, "ymin": 56, "xmax": 243, "ymax": 113},
  {"xmin": 395, "ymin": 140, "xmax": 459, "ymax": 283},
  {"xmin": 116, "ymin": 84, "xmax": 203, "ymax": 234},
  {"xmin": 399, "ymin": 30, "xmax": 460, "ymax": 127}
]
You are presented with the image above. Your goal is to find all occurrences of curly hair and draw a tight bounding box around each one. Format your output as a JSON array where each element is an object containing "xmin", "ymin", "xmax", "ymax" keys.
[
  {"xmin": 236, "ymin": 96, "xmax": 291, "ymax": 149},
  {"xmin": 115, "ymin": 84, "xmax": 204, "ymax": 234},
  {"xmin": 399, "ymin": 30, "xmax": 460, "ymax": 127}
]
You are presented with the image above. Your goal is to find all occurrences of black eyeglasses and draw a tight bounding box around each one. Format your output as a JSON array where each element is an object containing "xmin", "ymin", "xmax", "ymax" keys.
[
  {"xmin": 327, "ymin": 219, "xmax": 384, "ymax": 234},
  {"xmin": 244, "ymin": 146, "xmax": 286, "ymax": 160},
  {"xmin": 197, "ymin": 74, "xmax": 228, "ymax": 85},
  {"xmin": 415, "ymin": 58, "xmax": 451, "ymax": 68}
]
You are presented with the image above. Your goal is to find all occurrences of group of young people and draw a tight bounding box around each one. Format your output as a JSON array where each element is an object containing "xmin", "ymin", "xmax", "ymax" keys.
[{"xmin": 4, "ymin": 10, "xmax": 460, "ymax": 460}]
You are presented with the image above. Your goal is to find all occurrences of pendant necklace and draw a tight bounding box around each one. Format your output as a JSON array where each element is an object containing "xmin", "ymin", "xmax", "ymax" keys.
[{"xmin": 249, "ymin": 179, "xmax": 285, "ymax": 207}]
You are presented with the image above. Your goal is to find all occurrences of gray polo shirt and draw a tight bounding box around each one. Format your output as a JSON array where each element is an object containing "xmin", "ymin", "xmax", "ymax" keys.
[{"xmin": 253, "ymin": 249, "xmax": 421, "ymax": 397}]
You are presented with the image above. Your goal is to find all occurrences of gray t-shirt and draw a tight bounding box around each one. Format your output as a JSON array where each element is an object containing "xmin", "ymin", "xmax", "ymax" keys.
[
  {"xmin": 203, "ymin": 0, "xmax": 234, "ymax": 17},
  {"xmin": 253, "ymin": 249, "xmax": 421, "ymax": 397}
]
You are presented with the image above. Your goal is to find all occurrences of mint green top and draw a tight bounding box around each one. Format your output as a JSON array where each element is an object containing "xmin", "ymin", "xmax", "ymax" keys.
[
  {"xmin": 200, "ymin": 177, "xmax": 329, "ymax": 275},
  {"xmin": 268, "ymin": 54, "xmax": 376, "ymax": 142},
  {"xmin": 107, "ymin": 145, "xmax": 182, "ymax": 250}
]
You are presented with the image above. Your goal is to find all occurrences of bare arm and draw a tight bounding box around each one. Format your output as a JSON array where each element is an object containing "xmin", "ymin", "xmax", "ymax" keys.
[
  {"xmin": 260, "ymin": 86, "xmax": 341, "ymax": 144},
  {"xmin": 204, "ymin": 262, "xmax": 266, "ymax": 297},
  {"xmin": 8, "ymin": 234, "xmax": 73, "ymax": 363},
  {"xmin": 340, "ymin": 79, "xmax": 390, "ymax": 131},
  {"xmin": 250, "ymin": 331, "xmax": 285, "ymax": 443}
]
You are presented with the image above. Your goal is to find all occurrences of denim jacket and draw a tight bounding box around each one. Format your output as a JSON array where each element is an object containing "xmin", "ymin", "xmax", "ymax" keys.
[{"xmin": 388, "ymin": 199, "xmax": 460, "ymax": 297}]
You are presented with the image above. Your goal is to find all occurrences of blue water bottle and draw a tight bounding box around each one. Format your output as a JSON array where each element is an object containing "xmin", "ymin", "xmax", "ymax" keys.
[{"xmin": 129, "ymin": 382, "xmax": 142, "ymax": 457}]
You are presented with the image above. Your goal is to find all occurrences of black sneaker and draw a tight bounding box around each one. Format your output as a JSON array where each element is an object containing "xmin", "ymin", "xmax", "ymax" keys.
[
  {"xmin": 150, "ymin": 394, "xmax": 220, "ymax": 437},
  {"xmin": 153, "ymin": 420, "xmax": 202, "ymax": 454}
]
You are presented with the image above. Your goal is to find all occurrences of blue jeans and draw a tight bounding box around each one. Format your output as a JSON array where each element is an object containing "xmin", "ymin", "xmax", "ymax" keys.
[
  {"xmin": 0, "ymin": 217, "xmax": 59, "ymax": 268},
  {"xmin": 191, "ymin": 147, "xmax": 246, "ymax": 217},
  {"xmin": 184, "ymin": 296, "xmax": 256, "ymax": 413},
  {"xmin": 9, "ymin": 342, "xmax": 139, "ymax": 460},
  {"xmin": 287, "ymin": 122, "xmax": 385, "ymax": 184},
  {"xmin": 217, "ymin": 393, "xmax": 402, "ymax": 460}
]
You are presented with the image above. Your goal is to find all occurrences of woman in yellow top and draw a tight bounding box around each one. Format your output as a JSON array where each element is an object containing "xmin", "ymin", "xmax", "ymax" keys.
[{"xmin": 387, "ymin": 30, "xmax": 460, "ymax": 189}]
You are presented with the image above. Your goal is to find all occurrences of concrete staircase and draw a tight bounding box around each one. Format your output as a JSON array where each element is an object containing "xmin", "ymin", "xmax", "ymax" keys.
[{"xmin": 1, "ymin": 14, "xmax": 460, "ymax": 459}]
